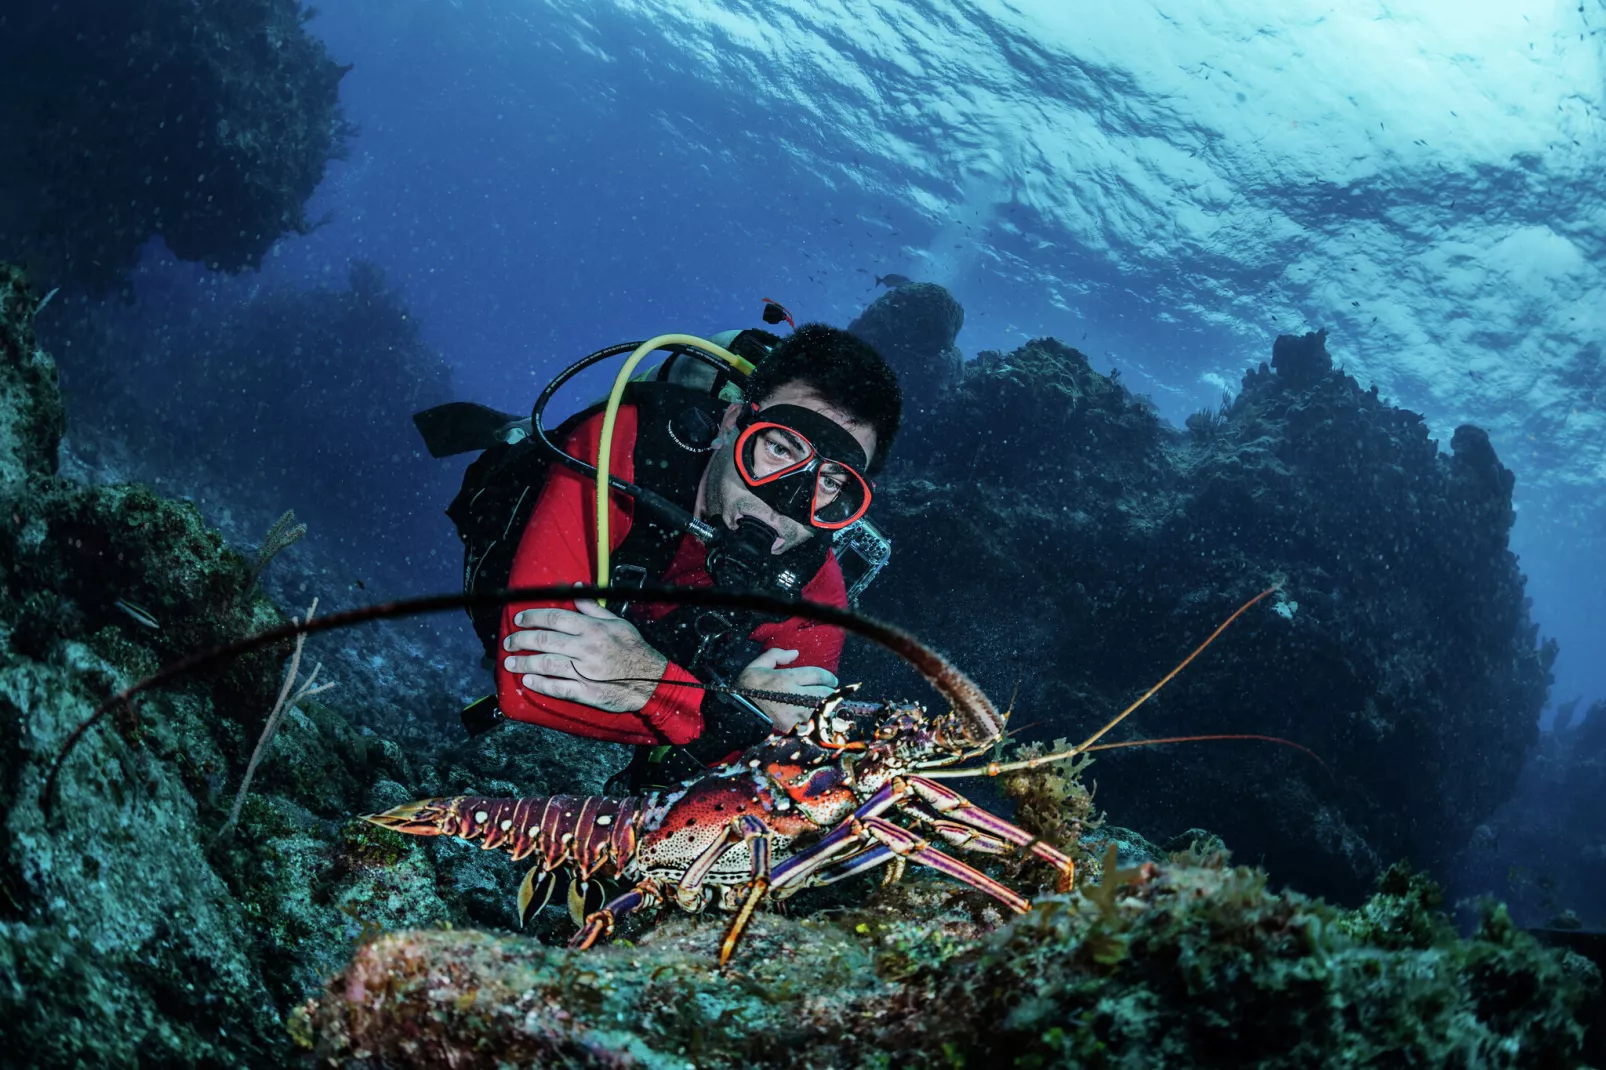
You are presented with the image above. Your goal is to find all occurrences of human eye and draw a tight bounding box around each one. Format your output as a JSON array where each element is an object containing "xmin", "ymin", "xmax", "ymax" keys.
[{"xmin": 763, "ymin": 429, "xmax": 806, "ymax": 461}]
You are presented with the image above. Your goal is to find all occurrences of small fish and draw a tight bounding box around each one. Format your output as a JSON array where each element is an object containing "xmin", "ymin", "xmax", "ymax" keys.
[
  {"xmin": 760, "ymin": 297, "xmax": 795, "ymax": 329},
  {"xmin": 873, "ymin": 274, "xmax": 912, "ymax": 289},
  {"xmin": 1467, "ymin": 370, "xmax": 1485, "ymax": 382},
  {"xmin": 35, "ymin": 287, "xmax": 60, "ymax": 315},
  {"xmin": 114, "ymin": 599, "xmax": 161, "ymax": 630},
  {"xmin": 353, "ymin": 578, "xmax": 366, "ymax": 590}
]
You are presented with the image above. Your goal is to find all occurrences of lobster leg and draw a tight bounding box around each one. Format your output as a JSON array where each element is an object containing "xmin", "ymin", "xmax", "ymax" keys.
[
  {"xmin": 902, "ymin": 776, "xmax": 1078, "ymax": 891},
  {"xmin": 856, "ymin": 817, "xmax": 1031, "ymax": 913},
  {"xmin": 678, "ymin": 815, "xmax": 773, "ymax": 911},
  {"xmin": 719, "ymin": 784, "xmax": 910, "ymax": 963},
  {"xmin": 571, "ymin": 879, "xmax": 666, "ymax": 950},
  {"xmin": 808, "ymin": 843, "xmax": 896, "ymax": 886}
]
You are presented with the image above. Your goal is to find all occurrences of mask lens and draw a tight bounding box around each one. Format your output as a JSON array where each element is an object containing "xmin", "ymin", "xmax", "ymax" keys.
[
  {"xmin": 810, "ymin": 463, "xmax": 870, "ymax": 529},
  {"xmin": 738, "ymin": 424, "xmax": 814, "ymax": 483}
]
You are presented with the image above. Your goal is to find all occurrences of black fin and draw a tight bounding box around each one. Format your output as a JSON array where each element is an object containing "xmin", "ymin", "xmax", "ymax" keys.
[
  {"xmin": 460, "ymin": 694, "xmax": 503, "ymax": 738},
  {"xmin": 413, "ymin": 402, "xmax": 527, "ymax": 458}
]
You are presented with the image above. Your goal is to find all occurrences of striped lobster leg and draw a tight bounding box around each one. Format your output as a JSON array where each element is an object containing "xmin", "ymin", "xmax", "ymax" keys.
[
  {"xmin": 719, "ymin": 783, "xmax": 908, "ymax": 963},
  {"xmin": 362, "ymin": 794, "xmax": 647, "ymax": 925},
  {"xmin": 900, "ymin": 776, "xmax": 1079, "ymax": 891},
  {"xmin": 570, "ymin": 880, "xmax": 667, "ymax": 950},
  {"xmin": 576, "ymin": 815, "xmax": 780, "ymax": 960}
]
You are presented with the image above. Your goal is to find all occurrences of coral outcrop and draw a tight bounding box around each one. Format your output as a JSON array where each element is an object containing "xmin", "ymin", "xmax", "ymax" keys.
[
  {"xmin": 45, "ymin": 260, "xmax": 457, "ymax": 576},
  {"xmin": 303, "ymin": 857, "xmax": 1598, "ymax": 1068},
  {"xmin": 848, "ymin": 282, "xmax": 965, "ymax": 418},
  {"xmin": 0, "ymin": 0, "xmax": 349, "ymax": 293},
  {"xmin": 850, "ymin": 325, "xmax": 1552, "ymax": 900},
  {"xmin": 1458, "ymin": 697, "xmax": 1606, "ymax": 929},
  {"xmin": 0, "ymin": 264, "xmax": 620, "ymax": 1067}
]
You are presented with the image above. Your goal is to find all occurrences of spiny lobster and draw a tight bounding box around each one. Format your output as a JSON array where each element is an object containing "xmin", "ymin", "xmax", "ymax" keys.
[{"xmin": 365, "ymin": 588, "xmax": 1295, "ymax": 964}]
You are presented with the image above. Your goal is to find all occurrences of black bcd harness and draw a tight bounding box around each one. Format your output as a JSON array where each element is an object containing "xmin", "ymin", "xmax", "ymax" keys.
[{"xmin": 423, "ymin": 380, "xmax": 835, "ymax": 788}]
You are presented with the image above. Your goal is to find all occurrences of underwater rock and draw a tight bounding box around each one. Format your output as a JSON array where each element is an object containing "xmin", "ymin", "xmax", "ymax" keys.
[
  {"xmin": 851, "ymin": 327, "xmax": 1551, "ymax": 902},
  {"xmin": 1458, "ymin": 698, "xmax": 1606, "ymax": 930},
  {"xmin": 0, "ymin": 266, "xmax": 66, "ymax": 490},
  {"xmin": 45, "ymin": 260, "xmax": 456, "ymax": 579},
  {"xmin": 847, "ymin": 282, "xmax": 965, "ymax": 417},
  {"xmin": 305, "ymin": 858, "xmax": 1597, "ymax": 1068},
  {"xmin": 0, "ymin": 265, "xmax": 553, "ymax": 1067},
  {"xmin": 0, "ymin": 0, "xmax": 350, "ymax": 294}
]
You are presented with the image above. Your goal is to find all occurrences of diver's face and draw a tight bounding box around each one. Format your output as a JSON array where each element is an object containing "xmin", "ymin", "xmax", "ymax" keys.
[{"xmin": 702, "ymin": 382, "xmax": 878, "ymax": 555}]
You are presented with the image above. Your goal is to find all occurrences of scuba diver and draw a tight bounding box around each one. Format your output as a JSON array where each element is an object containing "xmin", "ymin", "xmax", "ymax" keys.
[{"xmin": 413, "ymin": 311, "xmax": 902, "ymax": 792}]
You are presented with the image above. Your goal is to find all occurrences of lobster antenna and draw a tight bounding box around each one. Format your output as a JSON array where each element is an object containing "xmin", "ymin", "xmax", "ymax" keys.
[
  {"xmin": 42, "ymin": 584, "xmax": 990, "ymax": 818},
  {"xmin": 1081, "ymin": 733, "xmax": 1332, "ymax": 780},
  {"xmin": 924, "ymin": 585, "xmax": 1281, "ymax": 780}
]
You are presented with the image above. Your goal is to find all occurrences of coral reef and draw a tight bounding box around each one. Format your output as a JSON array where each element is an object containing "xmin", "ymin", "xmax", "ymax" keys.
[
  {"xmin": 0, "ymin": 0, "xmax": 349, "ymax": 293},
  {"xmin": 0, "ymin": 264, "xmax": 619, "ymax": 1067},
  {"xmin": 1457, "ymin": 698, "xmax": 1606, "ymax": 929},
  {"xmin": 848, "ymin": 282, "xmax": 966, "ymax": 418},
  {"xmin": 303, "ymin": 856, "xmax": 1598, "ymax": 1069},
  {"xmin": 850, "ymin": 324, "xmax": 1552, "ymax": 900}
]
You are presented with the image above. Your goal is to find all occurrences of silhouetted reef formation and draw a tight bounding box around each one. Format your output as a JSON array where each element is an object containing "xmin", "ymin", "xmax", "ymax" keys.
[
  {"xmin": 1460, "ymin": 697, "xmax": 1606, "ymax": 929},
  {"xmin": 848, "ymin": 281, "xmax": 965, "ymax": 418},
  {"xmin": 0, "ymin": 0, "xmax": 349, "ymax": 293},
  {"xmin": 851, "ymin": 306, "xmax": 1552, "ymax": 902},
  {"xmin": 44, "ymin": 260, "xmax": 456, "ymax": 575}
]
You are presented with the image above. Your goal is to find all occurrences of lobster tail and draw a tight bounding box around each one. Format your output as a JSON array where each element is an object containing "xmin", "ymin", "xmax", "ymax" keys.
[{"xmin": 362, "ymin": 794, "xmax": 647, "ymax": 878}]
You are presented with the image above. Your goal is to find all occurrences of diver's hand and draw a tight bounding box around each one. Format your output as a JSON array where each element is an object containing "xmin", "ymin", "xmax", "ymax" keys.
[
  {"xmin": 736, "ymin": 648, "xmax": 838, "ymax": 734},
  {"xmin": 503, "ymin": 596, "xmax": 668, "ymax": 713}
]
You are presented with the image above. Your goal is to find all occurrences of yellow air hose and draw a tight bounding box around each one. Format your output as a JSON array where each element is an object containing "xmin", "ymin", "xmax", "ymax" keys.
[{"xmin": 593, "ymin": 335, "xmax": 755, "ymax": 604}]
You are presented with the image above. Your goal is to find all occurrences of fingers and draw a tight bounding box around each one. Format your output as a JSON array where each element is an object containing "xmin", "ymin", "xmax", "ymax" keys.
[
  {"xmin": 747, "ymin": 648, "xmax": 800, "ymax": 671},
  {"xmin": 778, "ymin": 665, "xmax": 838, "ymax": 689},
  {"xmin": 504, "ymin": 652, "xmax": 578, "ymax": 678},
  {"xmin": 512, "ymin": 607, "xmax": 591, "ymax": 635},
  {"xmin": 519, "ymin": 672, "xmax": 588, "ymax": 703},
  {"xmin": 503, "ymin": 628, "xmax": 582, "ymax": 655},
  {"xmin": 570, "ymin": 591, "xmax": 620, "ymax": 621}
]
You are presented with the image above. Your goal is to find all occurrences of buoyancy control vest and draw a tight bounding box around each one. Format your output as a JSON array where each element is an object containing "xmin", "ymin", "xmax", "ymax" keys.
[{"xmin": 428, "ymin": 380, "xmax": 837, "ymax": 786}]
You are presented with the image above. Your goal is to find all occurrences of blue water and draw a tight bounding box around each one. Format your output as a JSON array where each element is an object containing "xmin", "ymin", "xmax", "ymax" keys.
[{"xmin": 124, "ymin": 0, "xmax": 1606, "ymax": 713}]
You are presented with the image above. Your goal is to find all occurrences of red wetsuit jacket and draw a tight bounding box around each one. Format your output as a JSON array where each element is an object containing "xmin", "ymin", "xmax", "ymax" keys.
[{"xmin": 496, "ymin": 405, "xmax": 848, "ymax": 744}]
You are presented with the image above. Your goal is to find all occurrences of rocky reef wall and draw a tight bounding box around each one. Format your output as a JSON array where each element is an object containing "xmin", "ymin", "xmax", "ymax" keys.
[
  {"xmin": 0, "ymin": 0, "xmax": 349, "ymax": 294},
  {"xmin": 0, "ymin": 264, "xmax": 625, "ymax": 1067},
  {"xmin": 847, "ymin": 292, "xmax": 1553, "ymax": 902}
]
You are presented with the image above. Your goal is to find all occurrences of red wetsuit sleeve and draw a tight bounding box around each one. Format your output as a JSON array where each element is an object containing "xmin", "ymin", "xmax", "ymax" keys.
[{"xmin": 495, "ymin": 407, "xmax": 706, "ymax": 745}]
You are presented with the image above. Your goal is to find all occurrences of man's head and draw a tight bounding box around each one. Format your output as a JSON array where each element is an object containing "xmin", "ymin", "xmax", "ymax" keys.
[{"xmin": 699, "ymin": 324, "xmax": 902, "ymax": 554}]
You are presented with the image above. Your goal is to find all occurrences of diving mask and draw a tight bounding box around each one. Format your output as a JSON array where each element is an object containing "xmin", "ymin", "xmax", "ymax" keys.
[{"xmin": 733, "ymin": 403, "xmax": 872, "ymax": 530}]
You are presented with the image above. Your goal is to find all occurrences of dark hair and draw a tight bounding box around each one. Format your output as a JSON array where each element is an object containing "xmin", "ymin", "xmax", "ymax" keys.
[{"xmin": 743, "ymin": 323, "xmax": 902, "ymax": 474}]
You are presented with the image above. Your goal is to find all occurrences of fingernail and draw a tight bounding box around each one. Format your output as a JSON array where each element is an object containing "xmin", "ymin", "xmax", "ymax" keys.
[
  {"xmin": 523, "ymin": 674, "xmax": 538, "ymax": 688},
  {"xmin": 504, "ymin": 657, "xmax": 516, "ymax": 671},
  {"xmin": 515, "ymin": 612, "xmax": 528, "ymax": 626},
  {"xmin": 502, "ymin": 636, "xmax": 513, "ymax": 651}
]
